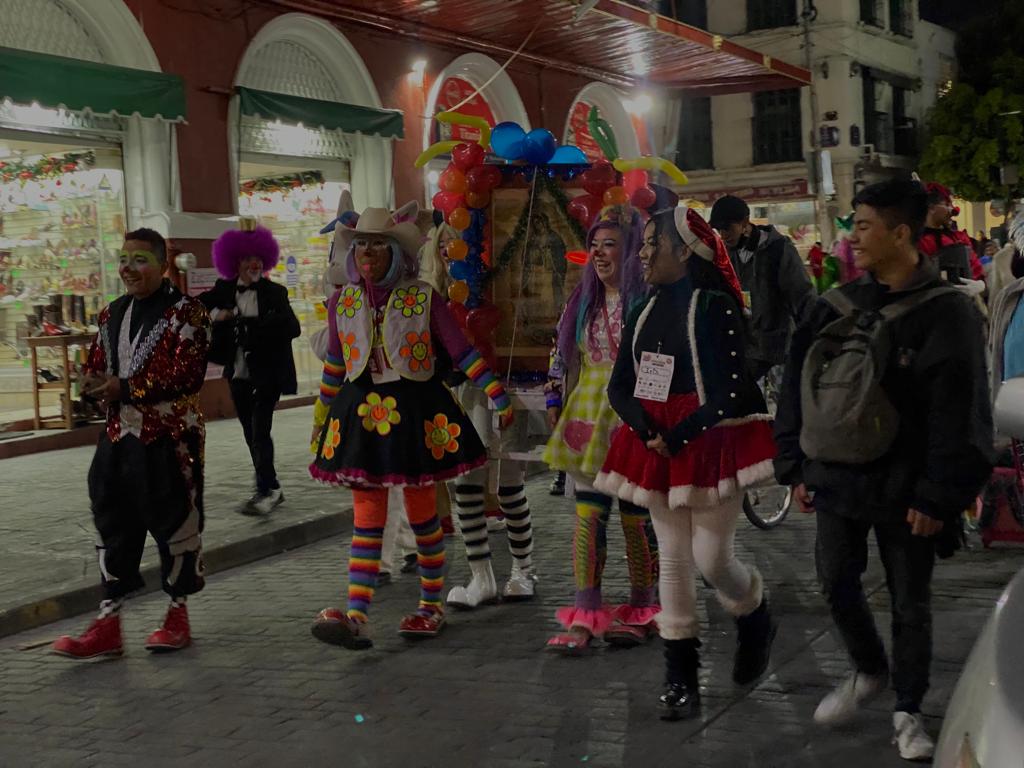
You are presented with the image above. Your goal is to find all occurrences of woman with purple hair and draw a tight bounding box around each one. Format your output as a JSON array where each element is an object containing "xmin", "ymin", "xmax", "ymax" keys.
[
  {"xmin": 543, "ymin": 205, "xmax": 658, "ymax": 654},
  {"xmin": 200, "ymin": 220, "xmax": 300, "ymax": 515}
]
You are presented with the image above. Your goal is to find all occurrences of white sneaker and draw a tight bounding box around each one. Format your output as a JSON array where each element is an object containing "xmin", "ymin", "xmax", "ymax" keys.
[
  {"xmin": 502, "ymin": 563, "xmax": 536, "ymax": 601},
  {"xmin": 892, "ymin": 712, "xmax": 934, "ymax": 761},
  {"xmin": 446, "ymin": 564, "xmax": 498, "ymax": 609},
  {"xmin": 485, "ymin": 515, "xmax": 506, "ymax": 532},
  {"xmin": 250, "ymin": 488, "xmax": 284, "ymax": 515},
  {"xmin": 813, "ymin": 671, "xmax": 889, "ymax": 726}
]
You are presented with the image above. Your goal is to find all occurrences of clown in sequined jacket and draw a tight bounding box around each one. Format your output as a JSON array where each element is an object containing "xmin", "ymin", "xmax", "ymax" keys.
[{"xmin": 84, "ymin": 280, "xmax": 211, "ymax": 445}]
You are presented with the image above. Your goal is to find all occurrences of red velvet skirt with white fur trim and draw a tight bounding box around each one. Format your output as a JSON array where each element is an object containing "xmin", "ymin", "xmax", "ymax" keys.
[{"xmin": 595, "ymin": 393, "xmax": 776, "ymax": 510}]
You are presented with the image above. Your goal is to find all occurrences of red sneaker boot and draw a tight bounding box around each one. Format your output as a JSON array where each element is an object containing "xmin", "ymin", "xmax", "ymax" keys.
[
  {"xmin": 145, "ymin": 602, "xmax": 191, "ymax": 652},
  {"xmin": 52, "ymin": 615, "xmax": 123, "ymax": 659}
]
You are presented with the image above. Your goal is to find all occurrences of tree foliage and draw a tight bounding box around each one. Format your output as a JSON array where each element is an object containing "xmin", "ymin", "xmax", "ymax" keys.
[{"xmin": 920, "ymin": 0, "xmax": 1024, "ymax": 203}]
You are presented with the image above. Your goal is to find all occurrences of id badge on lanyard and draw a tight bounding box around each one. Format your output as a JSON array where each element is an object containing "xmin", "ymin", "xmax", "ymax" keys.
[{"xmin": 633, "ymin": 351, "xmax": 674, "ymax": 402}]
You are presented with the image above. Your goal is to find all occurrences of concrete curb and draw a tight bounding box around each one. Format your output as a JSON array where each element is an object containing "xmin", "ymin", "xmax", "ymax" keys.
[{"xmin": 0, "ymin": 507, "xmax": 353, "ymax": 640}]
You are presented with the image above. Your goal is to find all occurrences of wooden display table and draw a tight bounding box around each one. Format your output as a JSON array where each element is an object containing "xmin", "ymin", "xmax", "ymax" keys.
[{"xmin": 26, "ymin": 333, "xmax": 95, "ymax": 430}]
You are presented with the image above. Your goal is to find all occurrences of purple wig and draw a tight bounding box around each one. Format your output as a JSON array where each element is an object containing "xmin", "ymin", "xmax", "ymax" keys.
[
  {"xmin": 212, "ymin": 226, "xmax": 280, "ymax": 280},
  {"xmin": 556, "ymin": 206, "xmax": 647, "ymax": 370}
]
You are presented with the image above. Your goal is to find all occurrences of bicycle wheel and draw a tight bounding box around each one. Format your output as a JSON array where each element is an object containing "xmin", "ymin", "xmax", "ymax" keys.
[{"xmin": 743, "ymin": 486, "xmax": 792, "ymax": 530}]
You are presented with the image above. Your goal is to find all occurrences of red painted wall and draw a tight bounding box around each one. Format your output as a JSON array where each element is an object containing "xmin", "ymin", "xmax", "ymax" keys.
[{"xmin": 122, "ymin": 1, "xmax": 594, "ymax": 215}]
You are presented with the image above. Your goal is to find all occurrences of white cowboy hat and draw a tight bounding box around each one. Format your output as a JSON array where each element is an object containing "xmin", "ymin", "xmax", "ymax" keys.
[{"xmin": 334, "ymin": 200, "xmax": 423, "ymax": 258}]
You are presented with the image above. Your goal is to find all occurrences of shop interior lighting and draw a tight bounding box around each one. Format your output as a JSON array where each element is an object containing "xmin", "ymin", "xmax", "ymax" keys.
[
  {"xmin": 427, "ymin": 169, "xmax": 440, "ymax": 185},
  {"xmin": 624, "ymin": 93, "xmax": 653, "ymax": 116},
  {"xmin": 409, "ymin": 58, "xmax": 428, "ymax": 86}
]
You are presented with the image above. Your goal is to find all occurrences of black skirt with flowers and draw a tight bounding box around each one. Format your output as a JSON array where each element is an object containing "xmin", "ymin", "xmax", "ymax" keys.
[{"xmin": 309, "ymin": 372, "xmax": 486, "ymax": 489}]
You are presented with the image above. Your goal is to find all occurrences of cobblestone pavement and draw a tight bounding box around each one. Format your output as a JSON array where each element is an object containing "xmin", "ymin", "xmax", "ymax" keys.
[
  {"xmin": 0, "ymin": 408, "xmax": 348, "ymax": 616},
  {"xmin": 2, "ymin": 473, "xmax": 1022, "ymax": 768}
]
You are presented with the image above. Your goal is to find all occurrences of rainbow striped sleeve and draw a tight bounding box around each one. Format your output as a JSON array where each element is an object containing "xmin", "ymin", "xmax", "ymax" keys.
[
  {"xmin": 457, "ymin": 349, "xmax": 511, "ymax": 415},
  {"xmin": 317, "ymin": 350, "xmax": 344, "ymax": 413}
]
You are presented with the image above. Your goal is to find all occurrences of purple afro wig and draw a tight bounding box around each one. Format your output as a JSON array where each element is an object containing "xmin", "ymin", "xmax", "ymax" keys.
[{"xmin": 212, "ymin": 226, "xmax": 280, "ymax": 280}]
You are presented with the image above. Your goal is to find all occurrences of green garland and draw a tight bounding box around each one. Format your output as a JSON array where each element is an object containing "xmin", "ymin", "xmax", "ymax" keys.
[
  {"xmin": 489, "ymin": 172, "xmax": 587, "ymax": 285},
  {"xmin": 0, "ymin": 151, "xmax": 95, "ymax": 185},
  {"xmin": 240, "ymin": 170, "xmax": 324, "ymax": 196}
]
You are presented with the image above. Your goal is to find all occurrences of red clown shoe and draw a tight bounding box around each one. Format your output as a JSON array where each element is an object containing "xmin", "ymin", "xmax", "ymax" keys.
[
  {"xmin": 144, "ymin": 602, "xmax": 191, "ymax": 652},
  {"xmin": 52, "ymin": 615, "xmax": 124, "ymax": 659}
]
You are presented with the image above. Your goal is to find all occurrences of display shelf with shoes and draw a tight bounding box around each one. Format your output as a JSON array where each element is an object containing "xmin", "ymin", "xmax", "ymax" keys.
[{"xmin": 26, "ymin": 333, "xmax": 95, "ymax": 430}]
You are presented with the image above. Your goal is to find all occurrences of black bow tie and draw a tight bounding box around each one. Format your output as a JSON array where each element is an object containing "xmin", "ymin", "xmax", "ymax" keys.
[{"xmin": 236, "ymin": 283, "xmax": 254, "ymax": 293}]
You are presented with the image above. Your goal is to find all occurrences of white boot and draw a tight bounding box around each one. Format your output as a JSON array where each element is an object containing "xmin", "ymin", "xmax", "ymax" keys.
[
  {"xmin": 446, "ymin": 560, "xmax": 498, "ymax": 610},
  {"xmin": 502, "ymin": 561, "xmax": 536, "ymax": 601},
  {"xmin": 813, "ymin": 671, "xmax": 889, "ymax": 726}
]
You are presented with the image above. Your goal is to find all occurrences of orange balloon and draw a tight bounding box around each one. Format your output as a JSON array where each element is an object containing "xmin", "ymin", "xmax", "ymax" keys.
[
  {"xmin": 603, "ymin": 185, "xmax": 629, "ymax": 206},
  {"xmin": 447, "ymin": 239, "xmax": 468, "ymax": 261},
  {"xmin": 465, "ymin": 189, "xmax": 491, "ymax": 209},
  {"xmin": 448, "ymin": 280, "xmax": 470, "ymax": 304},
  {"xmin": 440, "ymin": 166, "xmax": 468, "ymax": 195},
  {"xmin": 448, "ymin": 207, "xmax": 471, "ymax": 230}
]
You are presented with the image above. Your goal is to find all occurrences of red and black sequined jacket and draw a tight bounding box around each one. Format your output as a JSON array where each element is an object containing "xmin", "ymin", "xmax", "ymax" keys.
[{"xmin": 84, "ymin": 285, "xmax": 211, "ymax": 445}]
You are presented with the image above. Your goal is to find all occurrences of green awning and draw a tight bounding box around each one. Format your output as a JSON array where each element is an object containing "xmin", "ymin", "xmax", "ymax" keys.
[
  {"xmin": 0, "ymin": 46, "xmax": 186, "ymax": 122},
  {"xmin": 237, "ymin": 86, "xmax": 404, "ymax": 140}
]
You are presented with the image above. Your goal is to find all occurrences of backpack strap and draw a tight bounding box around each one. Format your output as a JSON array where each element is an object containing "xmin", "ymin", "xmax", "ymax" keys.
[
  {"xmin": 877, "ymin": 285, "xmax": 959, "ymax": 322},
  {"xmin": 820, "ymin": 287, "xmax": 858, "ymax": 317}
]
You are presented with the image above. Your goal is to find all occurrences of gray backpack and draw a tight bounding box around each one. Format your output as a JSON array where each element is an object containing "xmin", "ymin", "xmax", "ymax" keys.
[{"xmin": 799, "ymin": 286, "xmax": 956, "ymax": 464}]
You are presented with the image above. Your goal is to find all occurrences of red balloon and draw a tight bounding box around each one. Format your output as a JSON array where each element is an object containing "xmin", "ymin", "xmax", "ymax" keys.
[
  {"xmin": 630, "ymin": 185, "xmax": 657, "ymax": 209},
  {"xmin": 623, "ymin": 169, "xmax": 649, "ymax": 195},
  {"xmin": 451, "ymin": 142, "xmax": 486, "ymax": 171},
  {"xmin": 432, "ymin": 190, "xmax": 464, "ymax": 216},
  {"xmin": 447, "ymin": 300, "xmax": 469, "ymax": 329},
  {"xmin": 467, "ymin": 302, "xmax": 501, "ymax": 340},
  {"xmin": 466, "ymin": 164, "xmax": 502, "ymax": 193},
  {"xmin": 579, "ymin": 160, "xmax": 617, "ymax": 197},
  {"xmin": 567, "ymin": 193, "xmax": 598, "ymax": 226}
]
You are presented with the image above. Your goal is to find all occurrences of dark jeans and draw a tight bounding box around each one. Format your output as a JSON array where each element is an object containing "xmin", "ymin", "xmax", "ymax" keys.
[
  {"xmin": 815, "ymin": 508, "xmax": 936, "ymax": 712},
  {"xmin": 229, "ymin": 378, "xmax": 281, "ymax": 494}
]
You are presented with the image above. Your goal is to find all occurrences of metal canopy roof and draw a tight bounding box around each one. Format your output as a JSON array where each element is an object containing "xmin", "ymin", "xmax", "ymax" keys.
[{"xmin": 270, "ymin": 0, "xmax": 812, "ymax": 94}]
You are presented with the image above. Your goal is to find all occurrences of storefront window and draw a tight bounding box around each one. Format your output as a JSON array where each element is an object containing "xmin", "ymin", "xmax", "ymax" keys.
[
  {"xmin": 238, "ymin": 158, "xmax": 347, "ymax": 395},
  {"xmin": 0, "ymin": 134, "xmax": 126, "ymax": 422}
]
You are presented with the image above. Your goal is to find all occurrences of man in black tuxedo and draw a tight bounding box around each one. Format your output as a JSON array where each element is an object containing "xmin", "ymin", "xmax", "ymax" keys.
[{"xmin": 201, "ymin": 224, "xmax": 300, "ymax": 514}]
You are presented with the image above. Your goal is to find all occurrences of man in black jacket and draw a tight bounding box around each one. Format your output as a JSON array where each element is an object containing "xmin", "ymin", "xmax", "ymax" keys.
[
  {"xmin": 201, "ymin": 225, "xmax": 300, "ymax": 514},
  {"xmin": 774, "ymin": 180, "xmax": 993, "ymax": 760},
  {"xmin": 710, "ymin": 195, "xmax": 816, "ymax": 382}
]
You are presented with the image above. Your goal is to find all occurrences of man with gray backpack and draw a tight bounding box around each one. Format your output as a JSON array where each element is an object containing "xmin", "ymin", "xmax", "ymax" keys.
[{"xmin": 773, "ymin": 179, "xmax": 994, "ymax": 761}]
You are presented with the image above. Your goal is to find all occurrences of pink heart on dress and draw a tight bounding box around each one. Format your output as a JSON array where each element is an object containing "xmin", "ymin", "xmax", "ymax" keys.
[{"xmin": 563, "ymin": 420, "xmax": 594, "ymax": 453}]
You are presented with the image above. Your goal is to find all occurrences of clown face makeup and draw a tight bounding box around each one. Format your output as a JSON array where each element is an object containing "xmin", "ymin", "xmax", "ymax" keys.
[
  {"xmin": 238, "ymin": 255, "xmax": 264, "ymax": 286},
  {"xmin": 354, "ymin": 236, "xmax": 394, "ymax": 284},
  {"xmin": 118, "ymin": 240, "xmax": 164, "ymax": 298},
  {"xmin": 590, "ymin": 227, "xmax": 623, "ymax": 289}
]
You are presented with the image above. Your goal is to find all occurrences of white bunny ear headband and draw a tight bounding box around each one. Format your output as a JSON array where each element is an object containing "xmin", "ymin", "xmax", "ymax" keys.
[{"xmin": 391, "ymin": 200, "xmax": 419, "ymax": 225}]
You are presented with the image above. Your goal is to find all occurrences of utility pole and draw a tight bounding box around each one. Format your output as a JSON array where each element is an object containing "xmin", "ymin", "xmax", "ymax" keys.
[{"xmin": 801, "ymin": 0, "xmax": 832, "ymax": 247}]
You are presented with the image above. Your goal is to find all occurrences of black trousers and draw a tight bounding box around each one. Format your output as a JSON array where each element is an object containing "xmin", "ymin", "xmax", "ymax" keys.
[
  {"xmin": 815, "ymin": 507, "xmax": 936, "ymax": 712},
  {"xmin": 229, "ymin": 378, "xmax": 281, "ymax": 494},
  {"xmin": 89, "ymin": 434, "xmax": 205, "ymax": 600}
]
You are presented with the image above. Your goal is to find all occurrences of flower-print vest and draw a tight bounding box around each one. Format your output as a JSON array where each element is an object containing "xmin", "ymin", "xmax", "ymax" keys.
[{"xmin": 334, "ymin": 278, "xmax": 434, "ymax": 382}]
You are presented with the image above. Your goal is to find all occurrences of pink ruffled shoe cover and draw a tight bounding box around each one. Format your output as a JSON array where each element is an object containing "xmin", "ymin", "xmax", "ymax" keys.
[{"xmin": 545, "ymin": 607, "xmax": 614, "ymax": 655}]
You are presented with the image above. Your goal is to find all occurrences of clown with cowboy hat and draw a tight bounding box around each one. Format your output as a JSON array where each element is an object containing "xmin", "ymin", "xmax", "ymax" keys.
[{"xmin": 309, "ymin": 198, "xmax": 514, "ymax": 649}]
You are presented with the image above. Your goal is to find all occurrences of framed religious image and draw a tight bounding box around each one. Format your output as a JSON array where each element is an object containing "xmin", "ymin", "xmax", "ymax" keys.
[{"xmin": 489, "ymin": 185, "xmax": 585, "ymax": 370}]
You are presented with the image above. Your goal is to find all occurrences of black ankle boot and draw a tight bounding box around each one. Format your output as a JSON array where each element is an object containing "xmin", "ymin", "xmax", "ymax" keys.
[
  {"xmin": 660, "ymin": 638, "xmax": 701, "ymax": 721},
  {"xmin": 733, "ymin": 595, "xmax": 778, "ymax": 685}
]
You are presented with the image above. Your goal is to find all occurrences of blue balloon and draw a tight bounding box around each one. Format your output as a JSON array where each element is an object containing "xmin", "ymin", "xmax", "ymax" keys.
[
  {"xmin": 491, "ymin": 121, "xmax": 527, "ymax": 160},
  {"xmin": 522, "ymin": 128, "xmax": 557, "ymax": 165},
  {"xmin": 549, "ymin": 145, "xmax": 588, "ymax": 165},
  {"xmin": 449, "ymin": 260, "xmax": 472, "ymax": 281}
]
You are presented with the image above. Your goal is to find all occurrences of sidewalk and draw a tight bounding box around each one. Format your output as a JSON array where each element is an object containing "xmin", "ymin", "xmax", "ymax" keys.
[
  {"xmin": 0, "ymin": 408, "xmax": 350, "ymax": 637},
  {"xmin": 1, "ymin": 476, "xmax": 1022, "ymax": 767}
]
